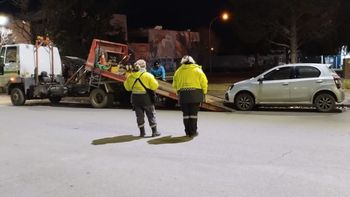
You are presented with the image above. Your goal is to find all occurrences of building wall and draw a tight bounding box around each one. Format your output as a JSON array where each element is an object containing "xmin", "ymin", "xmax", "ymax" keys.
[
  {"xmin": 129, "ymin": 28, "xmax": 200, "ymax": 73},
  {"xmin": 148, "ymin": 29, "xmax": 200, "ymax": 60},
  {"xmin": 129, "ymin": 43, "xmax": 150, "ymax": 61}
]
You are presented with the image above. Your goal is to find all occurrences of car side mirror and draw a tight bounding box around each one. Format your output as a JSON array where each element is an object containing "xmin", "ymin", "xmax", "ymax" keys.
[
  {"xmin": 257, "ymin": 77, "xmax": 264, "ymax": 83},
  {"xmin": 0, "ymin": 63, "xmax": 4, "ymax": 75}
]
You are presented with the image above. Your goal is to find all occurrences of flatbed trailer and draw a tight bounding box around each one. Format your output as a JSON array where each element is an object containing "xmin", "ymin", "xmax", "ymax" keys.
[{"xmin": 82, "ymin": 39, "xmax": 233, "ymax": 112}]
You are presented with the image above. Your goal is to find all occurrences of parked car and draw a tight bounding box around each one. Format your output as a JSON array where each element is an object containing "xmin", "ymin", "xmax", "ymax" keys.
[{"xmin": 224, "ymin": 63, "xmax": 345, "ymax": 112}]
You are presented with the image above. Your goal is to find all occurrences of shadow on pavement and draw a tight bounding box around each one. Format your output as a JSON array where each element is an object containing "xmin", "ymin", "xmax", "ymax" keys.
[
  {"xmin": 92, "ymin": 135, "xmax": 142, "ymax": 145},
  {"xmin": 147, "ymin": 135, "xmax": 193, "ymax": 145}
]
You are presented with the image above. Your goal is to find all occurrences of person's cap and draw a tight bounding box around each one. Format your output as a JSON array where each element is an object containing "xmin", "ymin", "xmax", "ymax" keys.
[
  {"xmin": 154, "ymin": 60, "xmax": 160, "ymax": 66},
  {"xmin": 180, "ymin": 55, "xmax": 196, "ymax": 64},
  {"xmin": 134, "ymin": 59, "xmax": 146, "ymax": 70}
]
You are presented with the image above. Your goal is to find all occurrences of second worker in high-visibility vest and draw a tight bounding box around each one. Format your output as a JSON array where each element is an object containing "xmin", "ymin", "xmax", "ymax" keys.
[
  {"xmin": 172, "ymin": 55, "xmax": 208, "ymax": 138},
  {"xmin": 124, "ymin": 59, "xmax": 161, "ymax": 137}
]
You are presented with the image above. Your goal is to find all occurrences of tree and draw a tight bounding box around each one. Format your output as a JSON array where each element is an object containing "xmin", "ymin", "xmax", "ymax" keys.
[
  {"xmin": 9, "ymin": 0, "xmax": 128, "ymax": 57},
  {"xmin": 33, "ymin": 0, "xmax": 125, "ymax": 57},
  {"xmin": 232, "ymin": 0, "xmax": 341, "ymax": 63},
  {"xmin": 334, "ymin": 0, "xmax": 350, "ymax": 50},
  {"xmin": 7, "ymin": 0, "xmax": 33, "ymax": 43}
]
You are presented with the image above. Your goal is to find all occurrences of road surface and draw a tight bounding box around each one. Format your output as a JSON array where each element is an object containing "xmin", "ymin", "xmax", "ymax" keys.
[{"xmin": 0, "ymin": 96, "xmax": 350, "ymax": 197}]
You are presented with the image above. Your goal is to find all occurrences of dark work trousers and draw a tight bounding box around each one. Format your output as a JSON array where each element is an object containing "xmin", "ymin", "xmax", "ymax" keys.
[
  {"xmin": 134, "ymin": 105, "xmax": 157, "ymax": 130},
  {"xmin": 180, "ymin": 102, "xmax": 200, "ymax": 136}
]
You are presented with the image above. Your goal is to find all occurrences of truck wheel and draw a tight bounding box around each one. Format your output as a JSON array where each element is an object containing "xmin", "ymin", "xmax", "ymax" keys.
[
  {"xmin": 11, "ymin": 88, "xmax": 26, "ymax": 106},
  {"xmin": 314, "ymin": 93, "xmax": 335, "ymax": 112},
  {"xmin": 90, "ymin": 88, "xmax": 113, "ymax": 108},
  {"xmin": 49, "ymin": 96, "xmax": 62, "ymax": 105}
]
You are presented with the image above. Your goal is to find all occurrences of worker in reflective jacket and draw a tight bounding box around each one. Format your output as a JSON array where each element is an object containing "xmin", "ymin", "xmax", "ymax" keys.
[
  {"xmin": 124, "ymin": 59, "xmax": 161, "ymax": 137},
  {"xmin": 172, "ymin": 55, "xmax": 208, "ymax": 138}
]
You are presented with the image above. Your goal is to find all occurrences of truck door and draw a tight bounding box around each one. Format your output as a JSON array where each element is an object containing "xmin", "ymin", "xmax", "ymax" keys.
[
  {"xmin": 4, "ymin": 46, "xmax": 19, "ymax": 74},
  {"xmin": 0, "ymin": 46, "xmax": 19, "ymax": 88}
]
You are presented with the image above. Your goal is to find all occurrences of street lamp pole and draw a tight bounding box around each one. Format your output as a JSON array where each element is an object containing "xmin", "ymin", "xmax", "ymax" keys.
[
  {"xmin": 208, "ymin": 12, "xmax": 229, "ymax": 73},
  {"xmin": 208, "ymin": 16, "xmax": 219, "ymax": 73}
]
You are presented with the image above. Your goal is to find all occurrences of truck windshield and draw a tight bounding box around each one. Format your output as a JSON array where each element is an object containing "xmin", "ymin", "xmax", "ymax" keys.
[{"xmin": 5, "ymin": 46, "xmax": 17, "ymax": 63}]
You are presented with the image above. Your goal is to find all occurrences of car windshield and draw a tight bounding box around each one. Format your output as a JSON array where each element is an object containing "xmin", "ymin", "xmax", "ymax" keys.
[{"xmin": 254, "ymin": 68, "xmax": 270, "ymax": 78}]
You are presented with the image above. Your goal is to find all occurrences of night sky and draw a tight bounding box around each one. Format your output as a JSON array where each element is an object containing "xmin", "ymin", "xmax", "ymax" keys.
[
  {"xmin": 119, "ymin": 0, "xmax": 235, "ymax": 53},
  {"xmin": 0, "ymin": 0, "xmax": 235, "ymax": 53},
  {"xmin": 0, "ymin": 0, "xmax": 233, "ymax": 30},
  {"xmin": 116, "ymin": 0, "xmax": 233, "ymax": 31}
]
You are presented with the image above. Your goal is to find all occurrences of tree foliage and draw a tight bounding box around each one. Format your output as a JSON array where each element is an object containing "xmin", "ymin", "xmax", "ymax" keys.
[
  {"xmin": 7, "ymin": 0, "xmax": 350, "ymax": 61},
  {"xmin": 10, "ymin": 0, "xmax": 127, "ymax": 58},
  {"xmin": 232, "ymin": 0, "xmax": 342, "ymax": 63}
]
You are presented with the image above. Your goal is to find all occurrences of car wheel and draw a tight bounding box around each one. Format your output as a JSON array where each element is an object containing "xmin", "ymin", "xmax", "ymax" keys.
[
  {"xmin": 10, "ymin": 88, "xmax": 26, "ymax": 106},
  {"xmin": 314, "ymin": 93, "xmax": 335, "ymax": 112},
  {"xmin": 90, "ymin": 88, "xmax": 113, "ymax": 108},
  {"xmin": 234, "ymin": 92, "xmax": 254, "ymax": 111},
  {"xmin": 49, "ymin": 96, "xmax": 62, "ymax": 104}
]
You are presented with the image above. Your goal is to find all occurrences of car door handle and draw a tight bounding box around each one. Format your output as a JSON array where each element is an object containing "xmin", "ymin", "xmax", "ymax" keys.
[
  {"xmin": 316, "ymin": 80, "xmax": 323, "ymax": 83},
  {"xmin": 282, "ymin": 83, "xmax": 289, "ymax": 86}
]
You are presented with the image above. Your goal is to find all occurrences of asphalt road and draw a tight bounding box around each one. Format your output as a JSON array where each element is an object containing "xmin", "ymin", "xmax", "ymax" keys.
[{"xmin": 1, "ymin": 97, "xmax": 350, "ymax": 197}]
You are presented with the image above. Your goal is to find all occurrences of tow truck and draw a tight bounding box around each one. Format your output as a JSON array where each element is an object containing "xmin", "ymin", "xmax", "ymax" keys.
[{"xmin": 1, "ymin": 37, "xmax": 232, "ymax": 112}]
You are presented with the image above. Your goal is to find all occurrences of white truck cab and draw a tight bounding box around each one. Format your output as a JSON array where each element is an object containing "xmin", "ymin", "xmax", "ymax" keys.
[
  {"xmin": 0, "ymin": 43, "xmax": 66, "ymax": 105},
  {"xmin": 0, "ymin": 44, "xmax": 62, "ymax": 78}
]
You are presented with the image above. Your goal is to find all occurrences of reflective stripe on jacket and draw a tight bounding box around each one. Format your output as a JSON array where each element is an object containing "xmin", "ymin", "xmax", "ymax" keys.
[{"xmin": 172, "ymin": 64, "xmax": 208, "ymax": 94}]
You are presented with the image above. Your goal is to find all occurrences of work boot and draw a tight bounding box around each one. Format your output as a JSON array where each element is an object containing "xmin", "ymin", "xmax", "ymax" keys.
[
  {"xmin": 189, "ymin": 132, "xmax": 199, "ymax": 138},
  {"xmin": 139, "ymin": 127, "xmax": 145, "ymax": 137},
  {"xmin": 151, "ymin": 126, "xmax": 161, "ymax": 137},
  {"xmin": 183, "ymin": 118, "xmax": 190, "ymax": 136},
  {"xmin": 189, "ymin": 118, "xmax": 197, "ymax": 133},
  {"xmin": 188, "ymin": 118, "xmax": 198, "ymax": 138}
]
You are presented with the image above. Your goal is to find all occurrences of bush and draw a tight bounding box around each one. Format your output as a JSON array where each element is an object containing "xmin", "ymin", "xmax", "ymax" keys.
[{"xmin": 343, "ymin": 79, "xmax": 350, "ymax": 89}]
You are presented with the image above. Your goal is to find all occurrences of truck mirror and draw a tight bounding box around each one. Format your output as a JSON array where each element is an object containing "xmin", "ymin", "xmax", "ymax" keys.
[{"xmin": 0, "ymin": 64, "xmax": 4, "ymax": 75}]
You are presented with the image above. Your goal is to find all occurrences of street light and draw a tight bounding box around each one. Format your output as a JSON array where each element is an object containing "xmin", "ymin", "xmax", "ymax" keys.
[
  {"xmin": 209, "ymin": 12, "xmax": 229, "ymax": 73},
  {"xmin": 0, "ymin": 15, "xmax": 9, "ymax": 26},
  {"xmin": 0, "ymin": 15, "xmax": 9, "ymax": 44}
]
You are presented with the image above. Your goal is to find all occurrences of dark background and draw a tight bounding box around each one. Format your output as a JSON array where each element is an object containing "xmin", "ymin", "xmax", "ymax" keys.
[{"xmin": 1, "ymin": 0, "xmax": 350, "ymax": 63}]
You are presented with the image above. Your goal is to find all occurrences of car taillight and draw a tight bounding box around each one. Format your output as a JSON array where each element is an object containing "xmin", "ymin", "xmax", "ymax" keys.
[{"xmin": 333, "ymin": 75, "xmax": 341, "ymax": 89}]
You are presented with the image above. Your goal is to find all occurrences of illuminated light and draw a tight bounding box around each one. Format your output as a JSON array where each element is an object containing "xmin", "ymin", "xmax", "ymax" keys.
[
  {"xmin": 221, "ymin": 13, "xmax": 229, "ymax": 21},
  {"xmin": 0, "ymin": 15, "xmax": 9, "ymax": 26},
  {"xmin": 10, "ymin": 77, "xmax": 15, "ymax": 82}
]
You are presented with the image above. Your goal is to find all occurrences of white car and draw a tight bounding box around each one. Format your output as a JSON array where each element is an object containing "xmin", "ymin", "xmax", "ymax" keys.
[{"xmin": 224, "ymin": 63, "xmax": 345, "ymax": 112}]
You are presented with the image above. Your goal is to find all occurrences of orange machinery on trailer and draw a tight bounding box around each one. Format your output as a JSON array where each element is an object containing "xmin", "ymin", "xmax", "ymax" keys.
[{"xmin": 83, "ymin": 39, "xmax": 232, "ymax": 112}]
